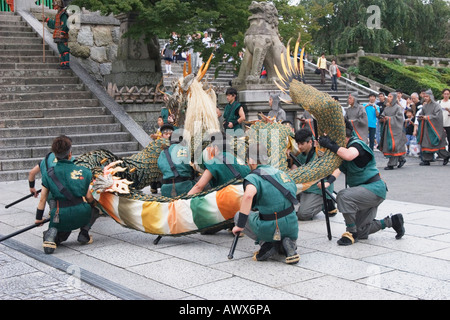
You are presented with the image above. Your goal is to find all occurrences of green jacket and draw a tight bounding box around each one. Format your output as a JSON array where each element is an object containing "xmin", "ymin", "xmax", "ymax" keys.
[
  {"xmin": 245, "ymin": 165, "xmax": 299, "ymax": 242},
  {"xmin": 223, "ymin": 101, "xmax": 243, "ymax": 131},
  {"xmin": 340, "ymin": 138, "xmax": 387, "ymax": 199},
  {"xmin": 42, "ymin": 159, "xmax": 92, "ymax": 232},
  {"xmin": 204, "ymin": 151, "xmax": 250, "ymax": 188},
  {"xmin": 157, "ymin": 144, "xmax": 194, "ymax": 198}
]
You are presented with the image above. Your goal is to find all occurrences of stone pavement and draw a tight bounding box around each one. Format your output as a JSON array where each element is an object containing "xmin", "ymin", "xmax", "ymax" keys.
[{"xmin": 1, "ymin": 152, "xmax": 450, "ymax": 301}]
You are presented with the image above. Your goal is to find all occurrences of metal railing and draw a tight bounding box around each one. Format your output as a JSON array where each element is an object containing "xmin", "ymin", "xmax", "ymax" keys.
[{"xmin": 304, "ymin": 60, "xmax": 379, "ymax": 97}]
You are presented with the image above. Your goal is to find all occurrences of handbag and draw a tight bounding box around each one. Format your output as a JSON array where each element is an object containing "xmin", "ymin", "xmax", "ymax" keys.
[
  {"xmin": 315, "ymin": 68, "xmax": 321, "ymax": 75},
  {"xmin": 336, "ymin": 67, "xmax": 341, "ymax": 78}
]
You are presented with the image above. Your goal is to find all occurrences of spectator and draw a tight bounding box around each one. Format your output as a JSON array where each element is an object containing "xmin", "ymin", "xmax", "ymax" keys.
[
  {"xmin": 410, "ymin": 92, "xmax": 422, "ymax": 116},
  {"xmin": 376, "ymin": 92, "xmax": 386, "ymax": 146},
  {"xmin": 396, "ymin": 89, "xmax": 407, "ymax": 110},
  {"xmin": 439, "ymin": 88, "xmax": 450, "ymax": 147},
  {"xmin": 363, "ymin": 93, "xmax": 380, "ymax": 150},
  {"xmin": 345, "ymin": 92, "xmax": 369, "ymax": 145},
  {"xmin": 316, "ymin": 53, "xmax": 327, "ymax": 85},
  {"xmin": 404, "ymin": 109, "xmax": 415, "ymax": 156},
  {"xmin": 328, "ymin": 59, "xmax": 338, "ymax": 91},
  {"xmin": 162, "ymin": 40, "xmax": 174, "ymax": 75},
  {"xmin": 413, "ymin": 89, "xmax": 450, "ymax": 166},
  {"xmin": 378, "ymin": 92, "xmax": 407, "ymax": 170}
]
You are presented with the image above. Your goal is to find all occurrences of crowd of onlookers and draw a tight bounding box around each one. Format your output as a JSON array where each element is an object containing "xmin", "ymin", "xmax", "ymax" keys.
[{"xmin": 344, "ymin": 88, "xmax": 450, "ymax": 167}]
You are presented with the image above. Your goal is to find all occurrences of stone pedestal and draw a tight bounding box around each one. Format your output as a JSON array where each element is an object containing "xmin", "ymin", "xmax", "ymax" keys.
[{"xmin": 104, "ymin": 12, "xmax": 161, "ymax": 87}]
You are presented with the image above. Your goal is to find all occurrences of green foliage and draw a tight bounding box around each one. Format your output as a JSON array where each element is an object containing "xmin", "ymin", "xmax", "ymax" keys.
[{"xmin": 358, "ymin": 56, "xmax": 449, "ymax": 99}]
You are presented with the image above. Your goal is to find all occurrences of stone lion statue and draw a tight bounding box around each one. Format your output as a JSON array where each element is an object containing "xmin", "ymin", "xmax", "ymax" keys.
[{"xmin": 233, "ymin": 1, "xmax": 287, "ymax": 87}]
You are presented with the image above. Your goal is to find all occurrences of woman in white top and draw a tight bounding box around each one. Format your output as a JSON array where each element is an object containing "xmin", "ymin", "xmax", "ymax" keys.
[{"xmin": 440, "ymin": 88, "xmax": 450, "ymax": 146}]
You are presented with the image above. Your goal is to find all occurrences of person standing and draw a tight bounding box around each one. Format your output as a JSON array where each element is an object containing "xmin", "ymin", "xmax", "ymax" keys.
[
  {"xmin": 35, "ymin": 136, "xmax": 98, "ymax": 254},
  {"xmin": 414, "ymin": 89, "xmax": 450, "ymax": 166},
  {"xmin": 378, "ymin": 92, "xmax": 407, "ymax": 170},
  {"xmin": 376, "ymin": 92, "xmax": 386, "ymax": 147},
  {"xmin": 317, "ymin": 53, "xmax": 327, "ymax": 85},
  {"xmin": 328, "ymin": 59, "xmax": 338, "ymax": 91},
  {"xmin": 345, "ymin": 92, "xmax": 369, "ymax": 145},
  {"xmin": 162, "ymin": 40, "xmax": 175, "ymax": 75},
  {"xmin": 43, "ymin": 0, "xmax": 70, "ymax": 69},
  {"xmin": 318, "ymin": 121, "xmax": 405, "ymax": 246},
  {"xmin": 232, "ymin": 143, "xmax": 300, "ymax": 264},
  {"xmin": 364, "ymin": 93, "xmax": 380, "ymax": 150},
  {"xmin": 223, "ymin": 88, "xmax": 245, "ymax": 135},
  {"xmin": 439, "ymin": 88, "xmax": 450, "ymax": 147}
]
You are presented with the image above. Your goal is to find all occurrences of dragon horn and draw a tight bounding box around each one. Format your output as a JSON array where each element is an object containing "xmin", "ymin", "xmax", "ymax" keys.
[
  {"xmin": 274, "ymin": 64, "xmax": 288, "ymax": 87},
  {"xmin": 286, "ymin": 38, "xmax": 295, "ymax": 75},
  {"xmin": 197, "ymin": 53, "xmax": 213, "ymax": 81},
  {"xmin": 183, "ymin": 61, "xmax": 188, "ymax": 77},
  {"xmin": 293, "ymin": 33, "xmax": 301, "ymax": 76}
]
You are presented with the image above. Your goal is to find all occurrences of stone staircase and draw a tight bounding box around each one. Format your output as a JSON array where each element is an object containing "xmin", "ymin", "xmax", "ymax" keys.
[{"xmin": 0, "ymin": 12, "xmax": 140, "ymax": 181}]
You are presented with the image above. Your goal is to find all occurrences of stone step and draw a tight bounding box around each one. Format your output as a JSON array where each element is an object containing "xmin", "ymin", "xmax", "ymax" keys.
[
  {"xmin": 0, "ymin": 14, "xmax": 22, "ymax": 21},
  {"xmin": 0, "ymin": 141, "xmax": 139, "ymax": 160},
  {"xmin": 0, "ymin": 49, "xmax": 54, "ymax": 57},
  {"xmin": 0, "ymin": 69, "xmax": 74, "ymax": 78},
  {"xmin": 0, "ymin": 106, "xmax": 105, "ymax": 120},
  {"xmin": 0, "ymin": 132, "xmax": 131, "ymax": 151},
  {"xmin": 0, "ymin": 76, "xmax": 79, "ymax": 85},
  {"xmin": 0, "ymin": 36, "xmax": 42, "ymax": 44},
  {"xmin": 0, "ymin": 62, "xmax": 61, "ymax": 70},
  {"xmin": 0, "ymin": 90, "xmax": 92, "ymax": 101},
  {"xmin": 0, "ymin": 55, "xmax": 60, "ymax": 63},
  {"xmin": 0, "ymin": 25, "xmax": 33, "ymax": 32},
  {"xmin": 0, "ymin": 114, "xmax": 115, "ymax": 128},
  {"xmin": 0, "ymin": 19, "xmax": 26, "ymax": 26},
  {"xmin": 0, "ymin": 83, "xmax": 85, "ymax": 93},
  {"xmin": 0, "ymin": 123, "xmax": 122, "ymax": 138},
  {"xmin": 0, "ymin": 98, "xmax": 98, "ymax": 110},
  {"xmin": 0, "ymin": 43, "xmax": 50, "ymax": 51},
  {"xmin": 0, "ymin": 30, "xmax": 38, "ymax": 38}
]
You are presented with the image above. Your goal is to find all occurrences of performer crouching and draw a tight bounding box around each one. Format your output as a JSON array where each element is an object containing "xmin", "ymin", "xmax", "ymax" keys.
[
  {"xmin": 232, "ymin": 143, "xmax": 300, "ymax": 264},
  {"xmin": 35, "ymin": 136, "xmax": 99, "ymax": 254}
]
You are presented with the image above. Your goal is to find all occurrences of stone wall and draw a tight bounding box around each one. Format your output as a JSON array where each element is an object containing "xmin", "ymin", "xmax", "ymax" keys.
[{"xmin": 68, "ymin": 11, "xmax": 120, "ymax": 84}]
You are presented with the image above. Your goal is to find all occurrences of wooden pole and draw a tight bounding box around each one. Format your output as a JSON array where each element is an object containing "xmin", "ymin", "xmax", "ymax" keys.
[{"xmin": 42, "ymin": 0, "xmax": 45, "ymax": 63}]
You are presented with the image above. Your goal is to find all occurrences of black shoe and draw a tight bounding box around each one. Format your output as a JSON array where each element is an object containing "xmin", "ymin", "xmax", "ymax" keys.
[
  {"xmin": 43, "ymin": 227, "xmax": 58, "ymax": 254},
  {"xmin": 337, "ymin": 231, "xmax": 358, "ymax": 246},
  {"xmin": 77, "ymin": 229, "xmax": 93, "ymax": 244},
  {"xmin": 419, "ymin": 161, "xmax": 430, "ymax": 166},
  {"xmin": 384, "ymin": 166, "xmax": 394, "ymax": 170},
  {"xmin": 282, "ymin": 238, "xmax": 300, "ymax": 264},
  {"xmin": 443, "ymin": 157, "xmax": 449, "ymax": 166},
  {"xmin": 391, "ymin": 214, "xmax": 405, "ymax": 240},
  {"xmin": 397, "ymin": 158, "xmax": 406, "ymax": 168},
  {"xmin": 253, "ymin": 242, "xmax": 277, "ymax": 261}
]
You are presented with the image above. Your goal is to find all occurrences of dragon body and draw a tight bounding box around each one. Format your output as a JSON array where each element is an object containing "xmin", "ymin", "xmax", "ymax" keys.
[{"xmin": 74, "ymin": 38, "xmax": 346, "ymax": 238}]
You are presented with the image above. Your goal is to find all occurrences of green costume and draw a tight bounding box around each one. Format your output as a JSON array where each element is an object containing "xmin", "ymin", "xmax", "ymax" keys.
[
  {"xmin": 245, "ymin": 165, "xmax": 298, "ymax": 243},
  {"xmin": 161, "ymin": 107, "xmax": 169, "ymax": 124},
  {"xmin": 204, "ymin": 151, "xmax": 250, "ymax": 188},
  {"xmin": 340, "ymin": 137, "xmax": 386, "ymax": 199},
  {"xmin": 45, "ymin": 7, "xmax": 70, "ymax": 69},
  {"xmin": 157, "ymin": 143, "xmax": 194, "ymax": 198},
  {"xmin": 223, "ymin": 101, "xmax": 243, "ymax": 132},
  {"xmin": 41, "ymin": 159, "xmax": 93, "ymax": 232}
]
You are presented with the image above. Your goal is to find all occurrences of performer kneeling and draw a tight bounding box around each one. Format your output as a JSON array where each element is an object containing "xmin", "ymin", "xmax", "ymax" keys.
[
  {"xmin": 318, "ymin": 120, "xmax": 405, "ymax": 246},
  {"xmin": 232, "ymin": 143, "xmax": 300, "ymax": 264},
  {"xmin": 35, "ymin": 136, "xmax": 99, "ymax": 254}
]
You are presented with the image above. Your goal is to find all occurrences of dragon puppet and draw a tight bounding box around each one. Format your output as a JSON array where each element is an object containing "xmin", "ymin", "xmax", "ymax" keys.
[{"xmin": 74, "ymin": 36, "xmax": 346, "ymax": 240}]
